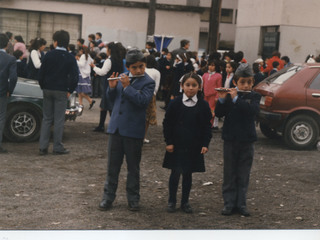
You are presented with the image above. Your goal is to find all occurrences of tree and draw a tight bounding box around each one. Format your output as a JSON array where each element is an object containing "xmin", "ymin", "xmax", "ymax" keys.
[{"xmin": 207, "ymin": 0, "xmax": 222, "ymax": 54}]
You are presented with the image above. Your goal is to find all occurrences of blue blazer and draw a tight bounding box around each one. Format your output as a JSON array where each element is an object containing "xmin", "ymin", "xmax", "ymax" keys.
[
  {"xmin": 0, "ymin": 50, "xmax": 17, "ymax": 97},
  {"xmin": 107, "ymin": 73, "xmax": 155, "ymax": 139}
]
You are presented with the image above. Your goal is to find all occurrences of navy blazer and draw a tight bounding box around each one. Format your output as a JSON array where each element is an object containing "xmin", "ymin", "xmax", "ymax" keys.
[
  {"xmin": 107, "ymin": 73, "xmax": 155, "ymax": 139},
  {"xmin": 0, "ymin": 50, "xmax": 17, "ymax": 97},
  {"xmin": 215, "ymin": 91, "xmax": 261, "ymax": 142}
]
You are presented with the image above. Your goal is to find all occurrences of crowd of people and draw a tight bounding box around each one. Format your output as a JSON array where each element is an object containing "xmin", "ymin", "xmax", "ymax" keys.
[{"xmin": 1, "ymin": 29, "xmax": 319, "ymax": 217}]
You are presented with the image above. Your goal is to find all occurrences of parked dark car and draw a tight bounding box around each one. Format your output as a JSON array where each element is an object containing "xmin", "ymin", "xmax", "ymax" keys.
[
  {"xmin": 254, "ymin": 64, "xmax": 320, "ymax": 150},
  {"xmin": 4, "ymin": 77, "xmax": 81, "ymax": 142}
]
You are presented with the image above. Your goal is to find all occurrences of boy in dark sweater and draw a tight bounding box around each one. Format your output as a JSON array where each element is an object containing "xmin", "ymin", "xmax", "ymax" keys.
[
  {"xmin": 13, "ymin": 50, "xmax": 28, "ymax": 78},
  {"xmin": 215, "ymin": 63, "xmax": 261, "ymax": 217},
  {"xmin": 38, "ymin": 30, "xmax": 79, "ymax": 155}
]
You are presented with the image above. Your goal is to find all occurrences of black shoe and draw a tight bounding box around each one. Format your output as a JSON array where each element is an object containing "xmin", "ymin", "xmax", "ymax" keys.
[
  {"xmin": 128, "ymin": 202, "xmax": 140, "ymax": 211},
  {"xmin": 89, "ymin": 100, "xmax": 96, "ymax": 109},
  {"xmin": 93, "ymin": 126, "xmax": 105, "ymax": 132},
  {"xmin": 221, "ymin": 206, "xmax": 234, "ymax": 216},
  {"xmin": 167, "ymin": 202, "xmax": 176, "ymax": 213},
  {"xmin": 53, "ymin": 148, "xmax": 70, "ymax": 155},
  {"xmin": 0, "ymin": 146, "xmax": 8, "ymax": 154},
  {"xmin": 99, "ymin": 199, "xmax": 113, "ymax": 211},
  {"xmin": 39, "ymin": 148, "xmax": 48, "ymax": 156},
  {"xmin": 238, "ymin": 207, "xmax": 250, "ymax": 217},
  {"xmin": 181, "ymin": 203, "xmax": 193, "ymax": 214}
]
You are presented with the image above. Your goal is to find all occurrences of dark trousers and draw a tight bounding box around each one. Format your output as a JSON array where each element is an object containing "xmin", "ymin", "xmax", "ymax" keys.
[
  {"xmin": 102, "ymin": 133, "xmax": 143, "ymax": 203},
  {"xmin": 168, "ymin": 170, "xmax": 192, "ymax": 205},
  {"xmin": 222, "ymin": 141, "xmax": 254, "ymax": 209},
  {"xmin": 39, "ymin": 90, "xmax": 67, "ymax": 151}
]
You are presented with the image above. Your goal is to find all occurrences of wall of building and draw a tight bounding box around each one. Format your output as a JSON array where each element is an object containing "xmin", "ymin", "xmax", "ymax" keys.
[
  {"xmin": 0, "ymin": 0, "xmax": 201, "ymax": 51},
  {"xmin": 235, "ymin": 0, "xmax": 320, "ymax": 64}
]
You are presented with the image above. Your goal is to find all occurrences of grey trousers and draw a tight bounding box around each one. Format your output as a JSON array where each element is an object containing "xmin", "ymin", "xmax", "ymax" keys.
[
  {"xmin": 102, "ymin": 133, "xmax": 143, "ymax": 203},
  {"xmin": 0, "ymin": 96, "xmax": 8, "ymax": 147},
  {"xmin": 222, "ymin": 141, "xmax": 254, "ymax": 209},
  {"xmin": 39, "ymin": 89, "xmax": 67, "ymax": 152}
]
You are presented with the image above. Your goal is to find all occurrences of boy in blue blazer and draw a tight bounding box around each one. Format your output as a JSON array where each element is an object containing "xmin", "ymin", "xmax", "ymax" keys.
[
  {"xmin": 215, "ymin": 63, "xmax": 261, "ymax": 217},
  {"xmin": 99, "ymin": 49, "xmax": 155, "ymax": 211}
]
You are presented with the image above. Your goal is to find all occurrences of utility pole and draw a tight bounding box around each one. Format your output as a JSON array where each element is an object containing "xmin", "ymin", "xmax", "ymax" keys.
[
  {"xmin": 207, "ymin": 0, "xmax": 222, "ymax": 54},
  {"xmin": 147, "ymin": 0, "xmax": 156, "ymax": 41}
]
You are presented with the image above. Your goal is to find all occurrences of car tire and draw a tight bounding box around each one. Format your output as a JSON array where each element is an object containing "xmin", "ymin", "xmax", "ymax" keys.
[
  {"xmin": 259, "ymin": 122, "xmax": 281, "ymax": 139},
  {"xmin": 4, "ymin": 104, "xmax": 42, "ymax": 142},
  {"xmin": 283, "ymin": 114, "xmax": 319, "ymax": 150}
]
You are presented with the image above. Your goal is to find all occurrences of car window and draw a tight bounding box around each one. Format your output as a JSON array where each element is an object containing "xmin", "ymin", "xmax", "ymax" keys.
[
  {"xmin": 272, "ymin": 66, "xmax": 302, "ymax": 84},
  {"xmin": 309, "ymin": 73, "xmax": 320, "ymax": 90}
]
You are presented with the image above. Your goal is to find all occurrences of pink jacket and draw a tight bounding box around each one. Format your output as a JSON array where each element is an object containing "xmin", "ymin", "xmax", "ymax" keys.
[{"xmin": 202, "ymin": 72, "xmax": 222, "ymax": 109}]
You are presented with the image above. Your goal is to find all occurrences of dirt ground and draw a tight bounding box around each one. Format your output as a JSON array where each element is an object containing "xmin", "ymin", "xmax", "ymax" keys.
[{"xmin": 0, "ymin": 100, "xmax": 320, "ymax": 230}]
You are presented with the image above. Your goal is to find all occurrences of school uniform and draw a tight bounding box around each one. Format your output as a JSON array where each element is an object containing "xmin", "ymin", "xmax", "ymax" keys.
[
  {"xmin": 0, "ymin": 49, "xmax": 17, "ymax": 150},
  {"xmin": 215, "ymin": 90, "xmax": 261, "ymax": 210},
  {"xmin": 101, "ymin": 73, "xmax": 155, "ymax": 205},
  {"xmin": 27, "ymin": 50, "xmax": 44, "ymax": 80},
  {"xmin": 16, "ymin": 59, "xmax": 28, "ymax": 78},
  {"xmin": 163, "ymin": 94, "xmax": 212, "ymax": 205},
  {"xmin": 38, "ymin": 47, "xmax": 79, "ymax": 153}
]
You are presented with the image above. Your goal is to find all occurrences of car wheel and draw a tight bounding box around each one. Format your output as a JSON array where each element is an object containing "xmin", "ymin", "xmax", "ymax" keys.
[
  {"xmin": 283, "ymin": 114, "xmax": 319, "ymax": 150},
  {"xmin": 4, "ymin": 105, "xmax": 42, "ymax": 142},
  {"xmin": 259, "ymin": 122, "xmax": 281, "ymax": 139}
]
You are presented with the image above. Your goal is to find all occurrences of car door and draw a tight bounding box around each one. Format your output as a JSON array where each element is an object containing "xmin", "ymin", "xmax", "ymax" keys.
[{"xmin": 306, "ymin": 71, "xmax": 320, "ymax": 113}]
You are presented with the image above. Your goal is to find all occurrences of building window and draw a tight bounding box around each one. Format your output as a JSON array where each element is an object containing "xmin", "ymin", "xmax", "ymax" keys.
[
  {"xmin": 259, "ymin": 26, "xmax": 280, "ymax": 58},
  {"xmin": 220, "ymin": 8, "xmax": 233, "ymax": 24}
]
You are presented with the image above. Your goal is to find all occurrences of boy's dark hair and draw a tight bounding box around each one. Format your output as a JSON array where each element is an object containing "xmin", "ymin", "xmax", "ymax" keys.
[
  {"xmin": 162, "ymin": 48, "xmax": 169, "ymax": 54},
  {"xmin": 99, "ymin": 52, "xmax": 107, "ymax": 60},
  {"xmin": 146, "ymin": 41, "xmax": 156, "ymax": 48},
  {"xmin": 180, "ymin": 39, "xmax": 190, "ymax": 48},
  {"xmin": 146, "ymin": 55, "xmax": 158, "ymax": 69},
  {"xmin": 90, "ymin": 40, "xmax": 98, "ymax": 47},
  {"xmin": 88, "ymin": 34, "xmax": 95, "ymax": 41},
  {"xmin": 68, "ymin": 44, "xmax": 76, "ymax": 52},
  {"xmin": 0, "ymin": 33, "xmax": 9, "ymax": 49},
  {"xmin": 53, "ymin": 30, "xmax": 70, "ymax": 48},
  {"xmin": 14, "ymin": 35, "xmax": 24, "ymax": 43},
  {"xmin": 13, "ymin": 49, "xmax": 23, "ymax": 59},
  {"xmin": 96, "ymin": 32, "xmax": 102, "ymax": 38},
  {"xmin": 181, "ymin": 72, "xmax": 202, "ymax": 87},
  {"xmin": 77, "ymin": 38, "xmax": 84, "ymax": 45},
  {"xmin": 281, "ymin": 56, "xmax": 290, "ymax": 64},
  {"xmin": 272, "ymin": 61, "xmax": 279, "ymax": 68},
  {"xmin": 125, "ymin": 49, "xmax": 146, "ymax": 67},
  {"xmin": 5, "ymin": 31, "xmax": 13, "ymax": 39},
  {"xmin": 234, "ymin": 51, "xmax": 244, "ymax": 63}
]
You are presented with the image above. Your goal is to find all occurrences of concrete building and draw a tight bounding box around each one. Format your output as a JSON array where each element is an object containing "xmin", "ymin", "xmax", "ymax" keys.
[
  {"xmin": 235, "ymin": 0, "xmax": 320, "ymax": 64},
  {"xmin": 0, "ymin": 0, "xmax": 238, "ymax": 53}
]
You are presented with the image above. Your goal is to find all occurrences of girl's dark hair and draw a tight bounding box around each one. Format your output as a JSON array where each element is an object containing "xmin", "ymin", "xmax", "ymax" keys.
[
  {"xmin": 14, "ymin": 35, "xmax": 24, "ymax": 43},
  {"xmin": 29, "ymin": 38, "xmax": 47, "ymax": 51},
  {"xmin": 208, "ymin": 59, "xmax": 221, "ymax": 73},
  {"xmin": 181, "ymin": 72, "xmax": 202, "ymax": 87},
  {"xmin": 99, "ymin": 52, "xmax": 107, "ymax": 60},
  {"xmin": 78, "ymin": 46, "xmax": 89, "ymax": 60},
  {"xmin": 226, "ymin": 61, "xmax": 237, "ymax": 72},
  {"xmin": 107, "ymin": 42, "xmax": 124, "ymax": 72},
  {"xmin": 146, "ymin": 55, "xmax": 158, "ymax": 69}
]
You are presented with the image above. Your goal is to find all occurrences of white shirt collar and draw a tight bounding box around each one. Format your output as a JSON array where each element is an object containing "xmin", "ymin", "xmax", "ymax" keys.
[
  {"xmin": 0, "ymin": 49, "xmax": 6, "ymax": 52},
  {"xmin": 55, "ymin": 46, "xmax": 67, "ymax": 51},
  {"xmin": 182, "ymin": 93, "xmax": 198, "ymax": 107}
]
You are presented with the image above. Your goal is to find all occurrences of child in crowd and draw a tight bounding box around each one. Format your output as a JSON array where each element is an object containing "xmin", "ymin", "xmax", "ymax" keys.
[
  {"xmin": 269, "ymin": 61, "xmax": 279, "ymax": 75},
  {"xmin": 162, "ymin": 72, "xmax": 212, "ymax": 214},
  {"xmin": 13, "ymin": 50, "xmax": 28, "ymax": 78},
  {"xmin": 202, "ymin": 59, "xmax": 222, "ymax": 130},
  {"xmin": 224, "ymin": 61, "xmax": 236, "ymax": 88},
  {"xmin": 99, "ymin": 49, "xmax": 155, "ymax": 212},
  {"xmin": 215, "ymin": 63, "xmax": 261, "ymax": 217}
]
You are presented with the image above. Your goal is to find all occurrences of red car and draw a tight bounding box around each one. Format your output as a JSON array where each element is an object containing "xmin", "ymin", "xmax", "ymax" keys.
[{"xmin": 254, "ymin": 64, "xmax": 320, "ymax": 150}]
